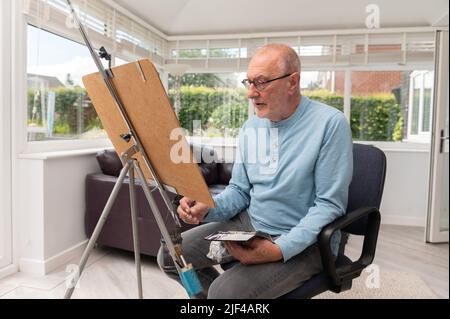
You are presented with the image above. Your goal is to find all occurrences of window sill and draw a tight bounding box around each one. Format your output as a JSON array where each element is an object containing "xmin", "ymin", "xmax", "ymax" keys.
[
  {"xmin": 188, "ymin": 138, "xmax": 430, "ymax": 153},
  {"xmin": 362, "ymin": 141, "xmax": 431, "ymax": 153},
  {"xmin": 187, "ymin": 136, "xmax": 238, "ymax": 148},
  {"xmin": 18, "ymin": 147, "xmax": 113, "ymax": 160},
  {"xmin": 23, "ymin": 138, "xmax": 113, "ymax": 154},
  {"xmin": 16, "ymin": 140, "xmax": 431, "ymax": 161}
]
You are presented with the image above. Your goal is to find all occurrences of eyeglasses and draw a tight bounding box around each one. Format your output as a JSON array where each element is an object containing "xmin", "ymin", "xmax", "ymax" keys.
[{"xmin": 241, "ymin": 73, "xmax": 293, "ymax": 91}]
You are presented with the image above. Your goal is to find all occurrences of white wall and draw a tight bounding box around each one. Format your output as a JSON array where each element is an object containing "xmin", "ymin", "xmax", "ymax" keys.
[
  {"xmin": 43, "ymin": 155, "xmax": 100, "ymax": 258},
  {"xmin": 380, "ymin": 149, "xmax": 430, "ymax": 226},
  {"xmin": 16, "ymin": 151, "xmax": 101, "ymax": 275}
]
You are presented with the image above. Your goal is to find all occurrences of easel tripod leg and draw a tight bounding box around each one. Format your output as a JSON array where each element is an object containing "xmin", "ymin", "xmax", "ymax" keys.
[
  {"xmin": 64, "ymin": 162, "xmax": 131, "ymax": 299},
  {"xmin": 132, "ymin": 161, "xmax": 204, "ymax": 298},
  {"xmin": 129, "ymin": 161, "xmax": 143, "ymax": 299}
]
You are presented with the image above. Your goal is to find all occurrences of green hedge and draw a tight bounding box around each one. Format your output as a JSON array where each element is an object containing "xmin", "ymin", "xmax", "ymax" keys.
[
  {"xmin": 209, "ymin": 103, "xmax": 249, "ymax": 137},
  {"xmin": 169, "ymin": 87, "xmax": 403, "ymax": 141},
  {"xmin": 169, "ymin": 86, "xmax": 248, "ymax": 133},
  {"xmin": 303, "ymin": 89, "xmax": 403, "ymax": 141},
  {"xmin": 27, "ymin": 87, "xmax": 101, "ymax": 137},
  {"xmin": 28, "ymin": 86, "xmax": 403, "ymax": 142}
]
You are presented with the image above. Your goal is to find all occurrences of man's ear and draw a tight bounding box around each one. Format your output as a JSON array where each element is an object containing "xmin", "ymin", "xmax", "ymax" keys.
[{"xmin": 288, "ymin": 72, "xmax": 300, "ymax": 94}]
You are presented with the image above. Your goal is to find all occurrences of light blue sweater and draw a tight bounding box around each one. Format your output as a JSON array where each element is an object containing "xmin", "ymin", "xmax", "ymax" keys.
[{"xmin": 204, "ymin": 96, "xmax": 353, "ymax": 262}]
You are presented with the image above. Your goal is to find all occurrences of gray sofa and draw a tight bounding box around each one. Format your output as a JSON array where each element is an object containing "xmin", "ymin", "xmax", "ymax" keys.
[{"xmin": 85, "ymin": 145, "xmax": 233, "ymax": 256}]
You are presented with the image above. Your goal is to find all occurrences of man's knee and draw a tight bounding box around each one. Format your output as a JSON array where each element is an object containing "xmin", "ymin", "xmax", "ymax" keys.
[
  {"xmin": 207, "ymin": 275, "xmax": 245, "ymax": 299},
  {"xmin": 207, "ymin": 280, "xmax": 231, "ymax": 299}
]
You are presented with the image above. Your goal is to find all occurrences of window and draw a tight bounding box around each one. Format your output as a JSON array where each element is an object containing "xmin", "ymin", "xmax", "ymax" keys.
[
  {"xmin": 23, "ymin": 0, "xmax": 437, "ymax": 148},
  {"xmin": 300, "ymin": 70, "xmax": 434, "ymax": 143},
  {"xmin": 301, "ymin": 71, "xmax": 344, "ymax": 113},
  {"xmin": 23, "ymin": 0, "xmax": 167, "ymax": 148},
  {"xmin": 168, "ymin": 73, "xmax": 248, "ymax": 140},
  {"xmin": 27, "ymin": 25, "xmax": 107, "ymax": 142},
  {"xmin": 171, "ymin": 48, "xmax": 248, "ymax": 59},
  {"xmin": 337, "ymin": 70, "xmax": 433, "ymax": 143},
  {"xmin": 171, "ymin": 49, "xmax": 208, "ymax": 59},
  {"xmin": 407, "ymin": 71, "xmax": 434, "ymax": 142},
  {"xmin": 115, "ymin": 57, "xmax": 129, "ymax": 67},
  {"xmin": 422, "ymin": 72, "xmax": 433, "ymax": 133},
  {"xmin": 410, "ymin": 76, "xmax": 421, "ymax": 135},
  {"xmin": 298, "ymin": 70, "xmax": 405, "ymax": 142},
  {"xmin": 301, "ymin": 71, "xmax": 329, "ymax": 91},
  {"xmin": 167, "ymin": 69, "xmax": 435, "ymax": 144},
  {"xmin": 209, "ymin": 48, "xmax": 248, "ymax": 59},
  {"xmin": 168, "ymin": 71, "xmax": 340, "ymax": 141},
  {"xmin": 347, "ymin": 71, "xmax": 405, "ymax": 142}
]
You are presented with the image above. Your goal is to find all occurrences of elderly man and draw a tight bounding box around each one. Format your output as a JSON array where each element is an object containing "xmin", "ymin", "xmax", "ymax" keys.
[{"xmin": 158, "ymin": 43, "xmax": 353, "ymax": 299}]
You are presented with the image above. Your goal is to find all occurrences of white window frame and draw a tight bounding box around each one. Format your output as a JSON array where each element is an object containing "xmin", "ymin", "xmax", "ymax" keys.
[
  {"xmin": 176, "ymin": 65, "xmax": 436, "ymax": 149},
  {"xmin": 19, "ymin": 0, "xmax": 166, "ymax": 154},
  {"xmin": 18, "ymin": 0, "xmax": 438, "ymax": 154},
  {"xmin": 18, "ymin": 19, "xmax": 113, "ymax": 153},
  {"xmin": 407, "ymin": 70, "xmax": 434, "ymax": 143}
]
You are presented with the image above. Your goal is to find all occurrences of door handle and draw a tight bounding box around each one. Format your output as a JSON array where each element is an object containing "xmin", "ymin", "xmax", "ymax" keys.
[{"xmin": 440, "ymin": 129, "xmax": 449, "ymax": 153}]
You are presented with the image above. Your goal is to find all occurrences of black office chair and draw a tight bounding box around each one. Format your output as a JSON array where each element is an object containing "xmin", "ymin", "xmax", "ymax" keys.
[{"xmin": 222, "ymin": 143, "xmax": 387, "ymax": 299}]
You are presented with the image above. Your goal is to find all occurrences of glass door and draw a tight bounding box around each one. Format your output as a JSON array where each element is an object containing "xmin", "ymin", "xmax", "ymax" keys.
[
  {"xmin": 427, "ymin": 31, "xmax": 449, "ymax": 243},
  {"xmin": 0, "ymin": 0, "xmax": 13, "ymax": 270}
]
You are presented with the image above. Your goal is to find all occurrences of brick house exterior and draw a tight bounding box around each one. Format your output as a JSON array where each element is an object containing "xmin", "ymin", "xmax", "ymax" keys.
[
  {"xmin": 325, "ymin": 71, "xmax": 402, "ymax": 96},
  {"xmin": 321, "ymin": 70, "xmax": 412, "ymax": 140}
]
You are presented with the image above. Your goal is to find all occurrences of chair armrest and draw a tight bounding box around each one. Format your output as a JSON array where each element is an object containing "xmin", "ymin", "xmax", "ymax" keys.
[{"xmin": 317, "ymin": 207, "xmax": 381, "ymax": 287}]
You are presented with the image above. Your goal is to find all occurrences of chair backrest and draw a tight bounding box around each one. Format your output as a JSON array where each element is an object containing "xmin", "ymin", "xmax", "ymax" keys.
[{"xmin": 343, "ymin": 144, "xmax": 387, "ymax": 235}]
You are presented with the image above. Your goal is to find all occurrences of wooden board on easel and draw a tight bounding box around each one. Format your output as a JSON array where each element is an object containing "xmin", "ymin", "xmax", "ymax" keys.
[{"xmin": 82, "ymin": 59, "xmax": 215, "ymax": 207}]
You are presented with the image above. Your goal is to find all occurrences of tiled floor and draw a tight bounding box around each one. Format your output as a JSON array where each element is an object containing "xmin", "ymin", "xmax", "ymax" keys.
[
  {"xmin": 0, "ymin": 247, "xmax": 188, "ymax": 299},
  {"xmin": 0, "ymin": 225, "xmax": 448, "ymax": 299}
]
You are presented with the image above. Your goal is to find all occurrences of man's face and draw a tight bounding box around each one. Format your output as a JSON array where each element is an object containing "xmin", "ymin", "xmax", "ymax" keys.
[{"xmin": 246, "ymin": 51, "xmax": 295, "ymax": 121}]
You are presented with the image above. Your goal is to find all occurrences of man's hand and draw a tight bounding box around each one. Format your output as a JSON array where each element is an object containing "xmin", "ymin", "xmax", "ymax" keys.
[
  {"xmin": 177, "ymin": 197, "xmax": 210, "ymax": 225},
  {"xmin": 224, "ymin": 238, "xmax": 283, "ymax": 265}
]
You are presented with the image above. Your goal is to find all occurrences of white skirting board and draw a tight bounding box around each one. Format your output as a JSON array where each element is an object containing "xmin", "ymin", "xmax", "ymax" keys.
[
  {"xmin": 0, "ymin": 264, "xmax": 19, "ymax": 281},
  {"xmin": 19, "ymin": 240, "xmax": 88, "ymax": 276},
  {"xmin": 381, "ymin": 215, "xmax": 426, "ymax": 227}
]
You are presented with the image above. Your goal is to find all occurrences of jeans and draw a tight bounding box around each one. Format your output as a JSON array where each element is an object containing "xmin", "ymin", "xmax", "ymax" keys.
[{"xmin": 157, "ymin": 210, "xmax": 323, "ymax": 299}]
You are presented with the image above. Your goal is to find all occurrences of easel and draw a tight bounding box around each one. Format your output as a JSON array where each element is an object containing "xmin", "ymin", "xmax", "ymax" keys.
[{"xmin": 64, "ymin": 0, "xmax": 212, "ymax": 299}]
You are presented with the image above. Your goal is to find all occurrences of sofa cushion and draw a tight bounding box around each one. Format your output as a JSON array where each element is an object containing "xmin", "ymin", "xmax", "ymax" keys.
[
  {"xmin": 217, "ymin": 163, "xmax": 234, "ymax": 185},
  {"xmin": 96, "ymin": 150, "xmax": 123, "ymax": 177},
  {"xmin": 96, "ymin": 145, "xmax": 223, "ymax": 184},
  {"xmin": 191, "ymin": 144, "xmax": 220, "ymax": 185},
  {"xmin": 200, "ymin": 163, "xmax": 219, "ymax": 185}
]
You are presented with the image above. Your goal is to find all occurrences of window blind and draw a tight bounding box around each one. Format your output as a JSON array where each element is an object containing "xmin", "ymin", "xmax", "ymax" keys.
[
  {"xmin": 166, "ymin": 32, "xmax": 435, "ymax": 72},
  {"xmin": 24, "ymin": 0, "xmax": 166, "ymax": 65},
  {"xmin": 24, "ymin": 0, "xmax": 435, "ymax": 72}
]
